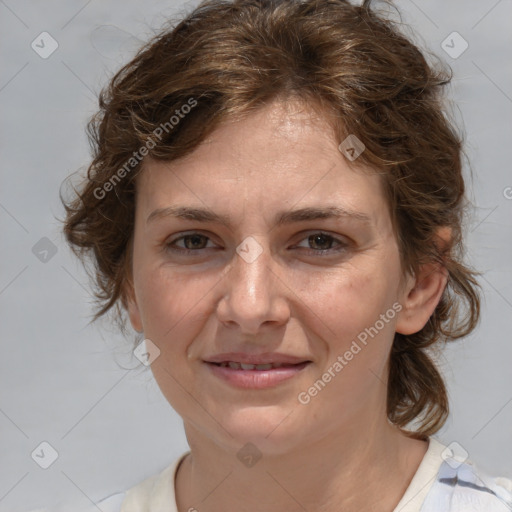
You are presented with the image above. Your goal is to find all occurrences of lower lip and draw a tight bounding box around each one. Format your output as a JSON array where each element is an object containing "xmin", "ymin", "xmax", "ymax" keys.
[{"xmin": 205, "ymin": 362, "xmax": 310, "ymax": 389}]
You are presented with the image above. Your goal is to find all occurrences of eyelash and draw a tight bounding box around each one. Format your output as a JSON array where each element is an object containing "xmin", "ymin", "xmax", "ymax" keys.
[{"xmin": 164, "ymin": 231, "xmax": 349, "ymax": 257}]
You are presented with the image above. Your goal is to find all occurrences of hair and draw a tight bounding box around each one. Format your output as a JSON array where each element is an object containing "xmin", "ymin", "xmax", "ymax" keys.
[{"xmin": 62, "ymin": 0, "xmax": 480, "ymax": 438}]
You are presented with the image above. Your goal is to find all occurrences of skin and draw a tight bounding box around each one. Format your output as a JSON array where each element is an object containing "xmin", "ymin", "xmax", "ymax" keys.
[{"xmin": 126, "ymin": 99, "xmax": 448, "ymax": 512}]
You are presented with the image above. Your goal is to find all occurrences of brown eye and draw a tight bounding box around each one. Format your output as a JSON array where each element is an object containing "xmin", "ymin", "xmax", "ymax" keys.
[
  {"xmin": 165, "ymin": 232, "xmax": 216, "ymax": 254},
  {"xmin": 181, "ymin": 234, "xmax": 209, "ymax": 250},
  {"xmin": 308, "ymin": 233, "xmax": 336, "ymax": 251},
  {"xmin": 294, "ymin": 232, "xmax": 348, "ymax": 256}
]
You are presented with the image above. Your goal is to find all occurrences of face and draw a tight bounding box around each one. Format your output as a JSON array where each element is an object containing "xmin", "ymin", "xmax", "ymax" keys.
[{"xmin": 126, "ymin": 99, "xmax": 429, "ymax": 454}]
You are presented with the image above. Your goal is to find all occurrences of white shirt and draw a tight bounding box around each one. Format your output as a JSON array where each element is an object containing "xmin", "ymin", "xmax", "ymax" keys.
[{"xmin": 29, "ymin": 437, "xmax": 512, "ymax": 512}]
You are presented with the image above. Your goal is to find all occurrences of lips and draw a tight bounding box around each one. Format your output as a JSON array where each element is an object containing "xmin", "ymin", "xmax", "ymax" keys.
[
  {"xmin": 204, "ymin": 353, "xmax": 312, "ymax": 389},
  {"xmin": 216, "ymin": 361, "xmax": 290, "ymax": 370},
  {"xmin": 205, "ymin": 352, "xmax": 310, "ymax": 366}
]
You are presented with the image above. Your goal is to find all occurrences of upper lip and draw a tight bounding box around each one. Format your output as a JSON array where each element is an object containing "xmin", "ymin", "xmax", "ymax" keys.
[{"xmin": 205, "ymin": 352, "xmax": 311, "ymax": 365}]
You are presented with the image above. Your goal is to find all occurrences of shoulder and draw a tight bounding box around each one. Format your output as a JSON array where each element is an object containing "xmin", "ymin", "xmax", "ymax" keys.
[
  {"xmin": 91, "ymin": 492, "xmax": 127, "ymax": 512},
  {"xmin": 120, "ymin": 452, "xmax": 188, "ymax": 511},
  {"xmin": 24, "ymin": 493, "xmax": 126, "ymax": 512},
  {"xmin": 421, "ymin": 442, "xmax": 512, "ymax": 512},
  {"xmin": 25, "ymin": 452, "xmax": 188, "ymax": 512}
]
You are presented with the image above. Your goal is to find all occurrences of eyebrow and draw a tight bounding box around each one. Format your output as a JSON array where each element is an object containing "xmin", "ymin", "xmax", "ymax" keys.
[{"xmin": 146, "ymin": 205, "xmax": 372, "ymax": 226}]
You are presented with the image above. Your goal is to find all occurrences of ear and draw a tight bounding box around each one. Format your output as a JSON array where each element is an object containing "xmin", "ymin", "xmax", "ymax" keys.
[
  {"xmin": 395, "ymin": 227, "xmax": 451, "ymax": 335},
  {"xmin": 122, "ymin": 238, "xmax": 143, "ymax": 333},
  {"xmin": 124, "ymin": 279, "xmax": 143, "ymax": 333}
]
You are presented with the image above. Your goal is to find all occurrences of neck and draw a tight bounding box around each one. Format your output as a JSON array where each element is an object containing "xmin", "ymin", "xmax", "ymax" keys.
[{"xmin": 175, "ymin": 419, "xmax": 428, "ymax": 512}]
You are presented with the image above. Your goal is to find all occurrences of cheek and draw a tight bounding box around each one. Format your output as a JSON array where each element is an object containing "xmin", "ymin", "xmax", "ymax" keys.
[
  {"xmin": 298, "ymin": 261, "xmax": 399, "ymax": 343},
  {"xmin": 136, "ymin": 264, "xmax": 213, "ymax": 347},
  {"xmin": 300, "ymin": 267, "xmax": 399, "ymax": 406}
]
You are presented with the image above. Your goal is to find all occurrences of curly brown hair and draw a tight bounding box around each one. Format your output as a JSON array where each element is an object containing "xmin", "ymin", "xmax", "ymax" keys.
[{"xmin": 62, "ymin": 0, "xmax": 480, "ymax": 438}]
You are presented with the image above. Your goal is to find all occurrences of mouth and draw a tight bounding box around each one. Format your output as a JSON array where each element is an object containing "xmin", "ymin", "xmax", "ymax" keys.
[
  {"xmin": 204, "ymin": 359, "xmax": 312, "ymax": 389},
  {"xmin": 211, "ymin": 361, "xmax": 306, "ymax": 370}
]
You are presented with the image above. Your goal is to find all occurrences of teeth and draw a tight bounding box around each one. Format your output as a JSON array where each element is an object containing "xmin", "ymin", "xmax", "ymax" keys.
[
  {"xmin": 219, "ymin": 362, "xmax": 289, "ymax": 370},
  {"xmin": 255, "ymin": 363, "xmax": 273, "ymax": 370}
]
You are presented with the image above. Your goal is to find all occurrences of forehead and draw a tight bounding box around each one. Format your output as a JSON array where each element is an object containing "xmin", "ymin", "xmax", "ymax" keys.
[{"xmin": 136, "ymin": 99, "xmax": 390, "ymax": 230}]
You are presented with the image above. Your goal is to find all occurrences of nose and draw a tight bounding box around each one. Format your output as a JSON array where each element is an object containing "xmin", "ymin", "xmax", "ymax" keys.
[{"xmin": 216, "ymin": 238, "xmax": 291, "ymax": 334}]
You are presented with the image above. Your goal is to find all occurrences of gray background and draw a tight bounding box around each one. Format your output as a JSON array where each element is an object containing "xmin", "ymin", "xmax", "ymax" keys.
[{"xmin": 0, "ymin": 1, "xmax": 511, "ymax": 511}]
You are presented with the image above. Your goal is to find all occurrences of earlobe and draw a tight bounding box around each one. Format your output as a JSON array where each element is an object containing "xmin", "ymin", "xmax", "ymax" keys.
[
  {"xmin": 395, "ymin": 227, "xmax": 451, "ymax": 335},
  {"xmin": 122, "ymin": 241, "xmax": 143, "ymax": 333},
  {"xmin": 125, "ymin": 282, "xmax": 143, "ymax": 333},
  {"xmin": 395, "ymin": 262, "xmax": 448, "ymax": 335}
]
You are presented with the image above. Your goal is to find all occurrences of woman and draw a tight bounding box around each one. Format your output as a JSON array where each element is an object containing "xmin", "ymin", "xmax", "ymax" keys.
[{"xmin": 54, "ymin": 0, "xmax": 511, "ymax": 510}]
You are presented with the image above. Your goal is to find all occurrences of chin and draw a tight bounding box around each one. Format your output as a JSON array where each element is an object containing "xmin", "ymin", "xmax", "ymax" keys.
[{"xmin": 215, "ymin": 404, "xmax": 303, "ymax": 454}]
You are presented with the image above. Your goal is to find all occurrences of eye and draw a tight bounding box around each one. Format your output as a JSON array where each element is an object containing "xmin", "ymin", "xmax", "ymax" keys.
[
  {"xmin": 165, "ymin": 232, "xmax": 217, "ymax": 254},
  {"xmin": 164, "ymin": 231, "xmax": 349, "ymax": 257},
  {"xmin": 294, "ymin": 232, "xmax": 348, "ymax": 255}
]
